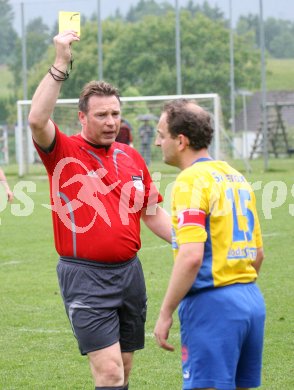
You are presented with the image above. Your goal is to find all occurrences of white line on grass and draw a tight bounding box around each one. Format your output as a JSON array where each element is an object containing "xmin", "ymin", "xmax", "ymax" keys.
[
  {"xmin": 19, "ymin": 328, "xmax": 71, "ymax": 334},
  {"xmin": 0, "ymin": 260, "xmax": 22, "ymax": 266},
  {"xmin": 159, "ymin": 173, "xmax": 177, "ymax": 177},
  {"xmin": 141, "ymin": 244, "xmax": 170, "ymax": 251},
  {"xmin": 263, "ymin": 232, "xmax": 283, "ymax": 237}
]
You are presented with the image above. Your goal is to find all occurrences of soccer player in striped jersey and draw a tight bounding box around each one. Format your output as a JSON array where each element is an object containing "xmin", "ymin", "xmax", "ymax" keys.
[{"xmin": 154, "ymin": 99, "xmax": 265, "ymax": 390}]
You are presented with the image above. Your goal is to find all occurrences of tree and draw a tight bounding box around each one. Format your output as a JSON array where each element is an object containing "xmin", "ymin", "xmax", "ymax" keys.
[
  {"xmin": 186, "ymin": 0, "xmax": 225, "ymax": 21},
  {"xmin": 108, "ymin": 8, "xmax": 124, "ymax": 21},
  {"xmin": 102, "ymin": 10, "xmax": 260, "ymax": 123},
  {"xmin": 26, "ymin": 18, "xmax": 51, "ymax": 69},
  {"xmin": 9, "ymin": 17, "xmax": 50, "ymax": 98},
  {"xmin": 26, "ymin": 7, "xmax": 261, "ymax": 125},
  {"xmin": 269, "ymin": 30, "xmax": 294, "ymax": 58},
  {"xmin": 126, "ymin": 0, "xmax": 173, "ymax": 22},
  {"xmin": 236, "ymin": 14, "xmax": 294, "ymax": 58},
  {"xmin": 0, "ymin": 0, "xmax": 18, "ymax": 64},
  {"xmin": 264, "ymin": 18, "xmax": 294, "ymax": 58}
]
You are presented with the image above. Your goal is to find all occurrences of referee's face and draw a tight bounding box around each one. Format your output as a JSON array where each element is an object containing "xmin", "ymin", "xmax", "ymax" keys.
[{"xmin": 79, "ymin": 95, "xmax": 121, "ymax": 146}]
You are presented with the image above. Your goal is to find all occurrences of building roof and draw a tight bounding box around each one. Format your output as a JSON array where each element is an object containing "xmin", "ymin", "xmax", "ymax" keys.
[{"xmin": 235, "ymin": 90, "xmax": 294, "ymax": 133}]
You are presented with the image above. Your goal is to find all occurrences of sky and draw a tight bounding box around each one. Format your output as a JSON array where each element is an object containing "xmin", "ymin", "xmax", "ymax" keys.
[{"xmin": 10, "ymin": 0, "xmax": 294, "ymax": 35}]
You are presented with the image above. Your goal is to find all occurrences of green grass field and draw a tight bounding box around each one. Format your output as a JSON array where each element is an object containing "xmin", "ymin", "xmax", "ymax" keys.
[
  {"xmin": 266, "ymin": 59, "xmax": 294, "ymax": 91},
  {"xmin": 0, "ymin": 158, "xmax": 294, "ymax": 389}
]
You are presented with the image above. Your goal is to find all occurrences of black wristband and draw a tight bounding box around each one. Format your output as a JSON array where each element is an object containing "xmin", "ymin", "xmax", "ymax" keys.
[
  {"xmin": 48, "ymin": 67, "xmax": 69, "ymax": 81},
  {"xmin": 48, "ymin": 58, "xmax": 73, "ymax": 81}
]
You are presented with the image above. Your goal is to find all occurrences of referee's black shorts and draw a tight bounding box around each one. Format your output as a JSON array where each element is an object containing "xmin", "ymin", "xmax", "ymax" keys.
[{"xmin": 57, "ymin": 255, "xmax": 147, "ymax": 355}]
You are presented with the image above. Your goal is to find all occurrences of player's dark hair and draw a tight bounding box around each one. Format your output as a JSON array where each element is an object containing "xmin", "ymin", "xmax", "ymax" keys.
[
  {"xmin": 163, "ymin": 99, "xmax": 214, "ymax": 150},
  {"xmin": 78, "ymin": 80, "xmax": 121, "ymax": 113}
]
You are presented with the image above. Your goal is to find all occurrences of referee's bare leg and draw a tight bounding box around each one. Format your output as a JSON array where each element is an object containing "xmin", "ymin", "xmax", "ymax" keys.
[{"xmin": 88, "ymin": 342, "xmax": 132, "ymax": 389}]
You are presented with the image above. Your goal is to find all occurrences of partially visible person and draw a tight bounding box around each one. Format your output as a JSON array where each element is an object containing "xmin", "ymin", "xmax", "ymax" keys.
[
  {"xmin": 139, "ymin": 119, "xmax": 154, "ymax": 166},
  {"xmin": 0, "ymin": 167, "xmax": 13, "ymax": 202},
  {"xmin": 28, "ymin": 31, "xmax": 171, "ymax": 390},
  {"xmin": 116, "ymin": 118, "xmax": 133, "ymax": 146},
  {"xmin": 154, "ymin": 99, "xmax": 265, "ymax": 390}
]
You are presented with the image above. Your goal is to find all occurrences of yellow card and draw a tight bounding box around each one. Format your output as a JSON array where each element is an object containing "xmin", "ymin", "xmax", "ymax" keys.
[{"xmin": 59, "ymin": 11, "xmax": 81, "ymax": 36}]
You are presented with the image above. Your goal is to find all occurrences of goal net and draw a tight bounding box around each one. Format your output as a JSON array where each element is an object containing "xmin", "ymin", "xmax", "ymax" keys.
[{"xmin": 16, "ymin": 93, "xmax": 228, "ymax": 176}]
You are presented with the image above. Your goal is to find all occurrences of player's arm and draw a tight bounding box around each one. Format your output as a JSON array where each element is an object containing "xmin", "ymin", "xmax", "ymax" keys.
[
  {"xmin": 0, "ymin": 168, "xmax": 13, "ymax": 202},
  {"xmin": 252, "ymin": 247, "xmax": 264, "ymax": 274},
  {"xmin": 154, "ymin": 242, "xmax": 203, "ymax": 351},
  {"xmin": 251, "ymin": 202, "xmax": 264, "ymax": 274},
  {"xmin": 141, "ymin": 205, "xmax": 172, "ymax": 243},
  {"xmin": 28, "ymin": 31, "xmax": 79, "ymax": 150}
]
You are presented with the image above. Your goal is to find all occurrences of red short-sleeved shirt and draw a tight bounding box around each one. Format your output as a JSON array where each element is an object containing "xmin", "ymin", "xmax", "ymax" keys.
[{"xmin": 35, "ymin": 123, "xmax": 162, "ymax": 262}]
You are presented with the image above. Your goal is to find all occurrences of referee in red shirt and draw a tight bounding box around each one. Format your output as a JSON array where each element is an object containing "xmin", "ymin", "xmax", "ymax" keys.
[{"xmin": 28, "ymin": 31, "xmax": 171, "ymax": 390}]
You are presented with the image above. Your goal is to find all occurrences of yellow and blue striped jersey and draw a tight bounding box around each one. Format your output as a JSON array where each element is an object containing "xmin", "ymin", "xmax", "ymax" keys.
[{"xmin": 171, "ymin": 159, "xmax": 263, "ymax": 291}]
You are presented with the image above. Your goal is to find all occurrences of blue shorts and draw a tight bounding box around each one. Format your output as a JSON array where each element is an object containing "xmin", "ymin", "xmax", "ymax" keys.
[
  {"xmin": 57, "ymin": 255, "xmax": 147, "ymax": 355},
  {"xmin": 179, "ymin": 283, "xmax": 266, "ymax": 390}
]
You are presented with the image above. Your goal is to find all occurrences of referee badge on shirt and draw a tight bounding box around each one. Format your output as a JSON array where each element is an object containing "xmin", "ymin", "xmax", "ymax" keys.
[{"xmin": 132, "ymin": 175, "xmax": 144, "ymax": 191}]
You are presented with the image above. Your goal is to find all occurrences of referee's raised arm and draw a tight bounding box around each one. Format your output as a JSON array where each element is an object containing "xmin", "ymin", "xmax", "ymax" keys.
[{"xmin": 28, "ymin": 31, "xmax": 80, "ymax": 150}]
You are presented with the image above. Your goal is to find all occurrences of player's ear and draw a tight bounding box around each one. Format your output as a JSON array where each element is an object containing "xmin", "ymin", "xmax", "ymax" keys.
[{"xmin": 178, "ymin": 134, "xmax": 188, "ymax": 149}]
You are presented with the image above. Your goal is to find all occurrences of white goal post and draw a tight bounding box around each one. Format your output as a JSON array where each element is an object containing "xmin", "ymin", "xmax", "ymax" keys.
[{"xmin": 16, "ymin": 93, "xmax": 223, "ymax": 177}]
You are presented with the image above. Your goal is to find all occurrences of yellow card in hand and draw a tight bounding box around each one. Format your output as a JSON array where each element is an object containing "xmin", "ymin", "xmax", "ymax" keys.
[{"xmin": 59, "ymin": 11, "xmax": 81, "ymax": 36}]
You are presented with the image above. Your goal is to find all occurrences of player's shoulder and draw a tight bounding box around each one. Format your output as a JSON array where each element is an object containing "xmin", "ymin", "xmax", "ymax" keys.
[
  {"xmin": 59, "ymin": 132, "xmax": 87, "ymax": 150},
  {"xmin": 52, "ymin": 125, "xmax": 80, "ymax": 147},
  {"xmin": 179, "ymin": 160, "xmax": 215, "ymax": 179}
]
